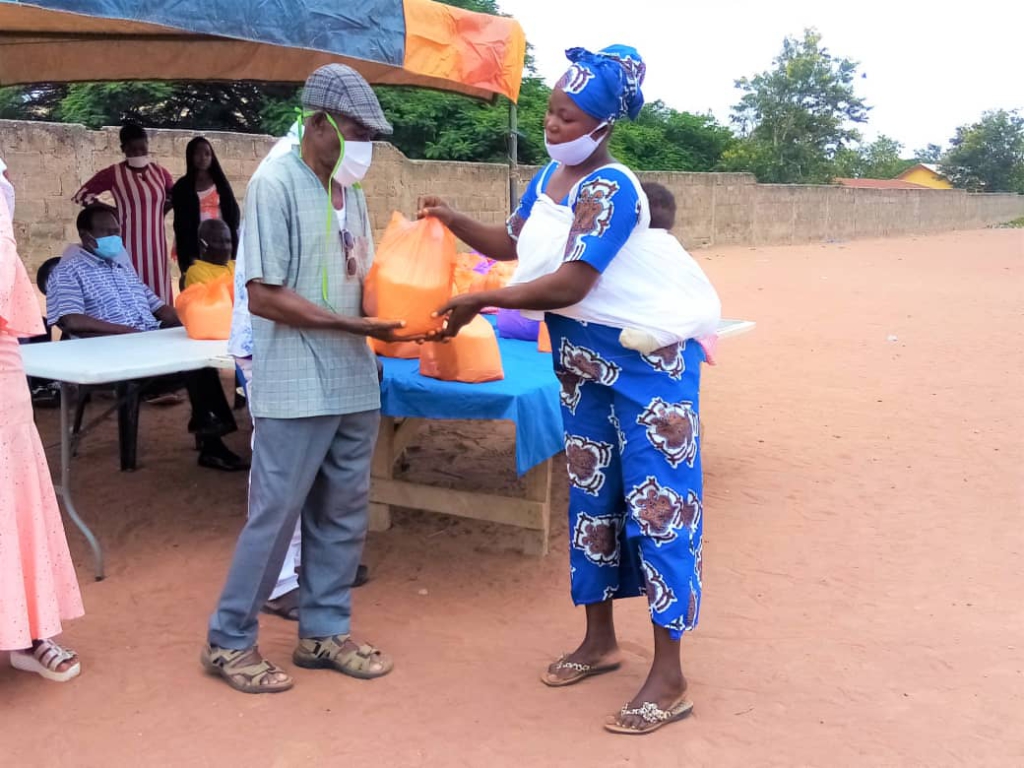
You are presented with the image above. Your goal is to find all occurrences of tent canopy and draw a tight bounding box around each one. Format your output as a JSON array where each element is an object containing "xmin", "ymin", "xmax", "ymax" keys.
[{"xmin": 0, "ymin": 0, "xmax": 526, "ymax": 102}]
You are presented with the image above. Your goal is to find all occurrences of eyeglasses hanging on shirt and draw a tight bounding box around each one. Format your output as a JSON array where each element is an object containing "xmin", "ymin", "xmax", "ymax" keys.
[
  {"xmin": 321, "ymin": 207, "xmax": 359, "ymax": 312},
  {"xmin": 340, "ymin": 227, "xmax": 357, "ymax": 277}
]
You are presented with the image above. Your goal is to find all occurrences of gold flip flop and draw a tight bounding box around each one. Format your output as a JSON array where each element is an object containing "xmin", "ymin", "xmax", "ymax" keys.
[
  {"xmin": 603, "ymin": 697, "xmax": 694, "ymax": 735},
  {"xmin": 540, "ymin": 653, "xmax": 622, "ymax": 688}
]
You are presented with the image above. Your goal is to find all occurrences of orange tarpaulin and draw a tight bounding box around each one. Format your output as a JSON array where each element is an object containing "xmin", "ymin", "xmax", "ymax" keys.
[
  {"xmin": 402, "ymin": 0, "xmax": 525, "ymax": 104},
  {"xmin": 0, "ymin": 0, "xmax": 525, "ymax": 102}
]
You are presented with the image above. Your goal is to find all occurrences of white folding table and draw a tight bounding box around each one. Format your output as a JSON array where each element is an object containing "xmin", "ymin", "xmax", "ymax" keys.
[{"xmin": 19, "ymin": 328, "xmax": 234, "ymax": 580}]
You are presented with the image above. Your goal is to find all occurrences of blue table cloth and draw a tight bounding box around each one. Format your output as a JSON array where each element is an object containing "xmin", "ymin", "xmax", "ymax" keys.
[
  {"xmin": 379, "ymin": 320, "xmax": 563, "ymax": 476},
  {"xmin": 379, "ymin": 317, "xmax": 751, "ymax": 476}
]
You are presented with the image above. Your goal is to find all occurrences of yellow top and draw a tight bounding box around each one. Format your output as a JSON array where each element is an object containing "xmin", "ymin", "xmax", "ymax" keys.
[{"xmin": 184, "ymin": 259, "xmax": 235, "ymax": 288}]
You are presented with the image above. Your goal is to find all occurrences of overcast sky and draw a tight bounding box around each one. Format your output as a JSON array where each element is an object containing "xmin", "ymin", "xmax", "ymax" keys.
[{"xmin": 498, "ymin": 0, "xmax": 1022, "ymax": 153}]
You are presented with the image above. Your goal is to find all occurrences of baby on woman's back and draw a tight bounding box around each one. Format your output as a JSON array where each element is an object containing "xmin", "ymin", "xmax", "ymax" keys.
[{"xmin": 618, "ymin": 182, "xmax": 721, "ymax": 356}]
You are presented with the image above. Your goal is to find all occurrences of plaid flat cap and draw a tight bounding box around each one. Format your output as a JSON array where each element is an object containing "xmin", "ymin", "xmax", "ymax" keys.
[{"xmin": 302, "ymin": 63, "xmax": 393, "ymax": 135}]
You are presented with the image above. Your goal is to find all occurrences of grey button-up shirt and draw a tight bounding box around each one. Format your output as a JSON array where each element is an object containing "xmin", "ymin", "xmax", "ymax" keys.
[{"xmin": 245, "ymin": 150, "xmax": 378, "ymax": 419}]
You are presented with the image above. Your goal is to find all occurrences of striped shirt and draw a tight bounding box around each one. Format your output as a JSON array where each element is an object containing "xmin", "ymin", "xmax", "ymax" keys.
[
  {"xmin": 46, "ymin": 247, "xmax": 164, "ymax": 332},
  {"xmin": 73, "ymin": 162, "xmax": 174, "ymax": 305}
]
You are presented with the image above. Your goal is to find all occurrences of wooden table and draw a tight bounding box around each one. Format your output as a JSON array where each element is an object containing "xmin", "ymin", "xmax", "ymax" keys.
[{"xmin": 368, "ymin": 319, "xmax": 756, "ymax": 555}]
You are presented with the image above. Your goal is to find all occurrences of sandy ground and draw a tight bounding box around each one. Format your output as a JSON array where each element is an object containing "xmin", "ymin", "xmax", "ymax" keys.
[{"xmin": 2, "ymin": 228, "xmax": 1023, "ymax": 767}]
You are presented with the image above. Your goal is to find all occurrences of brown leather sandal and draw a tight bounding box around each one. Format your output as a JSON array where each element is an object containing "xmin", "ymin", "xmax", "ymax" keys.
[
  {"xmin": 200, "ymin": 644, "xmax": 293, "ymax": 694},
  {"xmin": 292, "ymin": 634, "xmax": 393, "ymax": 679}
]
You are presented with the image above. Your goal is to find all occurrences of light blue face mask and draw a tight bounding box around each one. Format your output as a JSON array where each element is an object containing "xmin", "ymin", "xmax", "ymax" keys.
[{"xmin": 92, "ymin": 235, "xmax": 124, "ymax": 261}]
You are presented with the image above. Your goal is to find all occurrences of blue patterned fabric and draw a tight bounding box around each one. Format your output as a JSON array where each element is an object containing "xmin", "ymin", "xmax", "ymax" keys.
[
  {"xmin": 558, "ymin": 44, "xmax": 646, "ymax": 122},
  {"xmin": 46, "ymin": 248, "xmax": 163, "ymax": 331},
  {"xmin": 506, "ymin": 161, "xmax": 641, "ymax": 271},
  {"xmin": 547, "ymin": 313, "xmax": 705, "ymax": 640}
]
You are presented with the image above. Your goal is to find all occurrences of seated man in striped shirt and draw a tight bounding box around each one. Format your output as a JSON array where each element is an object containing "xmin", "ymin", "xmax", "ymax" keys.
[{"xmin": 46, "ymin": 204, "xmax": 248, "ymax": 472}]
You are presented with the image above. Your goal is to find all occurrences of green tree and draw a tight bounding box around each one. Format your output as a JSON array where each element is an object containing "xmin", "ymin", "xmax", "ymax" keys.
[
  {"xmin": 722, "ymin": 29, "xmax": 869, "ymax": 183},
  {"xmin": 941, "ymin": 109, "xmax": 1024, "ymax": 193},
  {"xmin": 833, "ymin": 135, "xmax": 916, "ymax": 179},
  {"xmin": 58, "ymin": 82, "xmax": 174, "ymax": 128},
  {"xmin": 612, "ymin": 102, "xmax": 736, "ymax": 172},
  {"xmin": 0, "ymin": 83, "xmax": 68, "ymax": 120},
  {"xmin": 56, "ymin": 81, "xmax": 302, "ymax": 132},
  {"xmin": 914, "ymin": 144, "xmax": 944, "ymax": 164}
]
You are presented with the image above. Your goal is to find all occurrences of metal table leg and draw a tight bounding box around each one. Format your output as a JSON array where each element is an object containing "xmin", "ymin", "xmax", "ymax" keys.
[{"xmin": 55, "ymin": 382, "xmax": 105, "ymax": 581}]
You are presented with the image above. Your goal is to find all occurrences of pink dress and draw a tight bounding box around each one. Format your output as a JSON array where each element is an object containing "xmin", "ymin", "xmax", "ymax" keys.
[{"xmin": 0, "ymin": 201, "xmax": 84, "ymax": 651}]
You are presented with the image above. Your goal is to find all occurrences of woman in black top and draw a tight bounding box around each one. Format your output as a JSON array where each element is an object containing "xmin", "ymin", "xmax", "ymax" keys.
[{"xmin": 171, "ymin": 137, "xmax": 240, "ymax": 289}]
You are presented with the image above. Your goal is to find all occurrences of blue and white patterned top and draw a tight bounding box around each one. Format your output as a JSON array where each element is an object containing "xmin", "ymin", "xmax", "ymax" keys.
[
  {"xmin": 47, "ymin": 247, "xmax": 163, "ymax": 331},
  {"xmin": 506, "ymin": 161, "xmax": 641, "ymax": 273}
]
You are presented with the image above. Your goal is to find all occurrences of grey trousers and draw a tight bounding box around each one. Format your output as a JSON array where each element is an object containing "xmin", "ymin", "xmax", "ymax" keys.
[{"xmin": 208, "ymin": 409, "xmax": 380, "ymax": 649}]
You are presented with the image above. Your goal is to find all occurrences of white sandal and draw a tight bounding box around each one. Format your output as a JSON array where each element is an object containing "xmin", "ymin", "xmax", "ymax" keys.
[{"xmin": 10, "ymin": 639, "xmax": 81, "ymax": 683}]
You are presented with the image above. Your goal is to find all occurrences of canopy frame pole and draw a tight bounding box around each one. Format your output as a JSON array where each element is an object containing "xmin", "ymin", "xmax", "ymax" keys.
[{"xmin": 508, "ymin": 100, "xmax": 519, "ymax": 213}]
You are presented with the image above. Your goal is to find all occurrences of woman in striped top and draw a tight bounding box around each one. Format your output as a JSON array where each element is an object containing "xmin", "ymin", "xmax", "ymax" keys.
[{"xmin": 72, "ymin": 122, "xmax": 175, "ymax": 305}]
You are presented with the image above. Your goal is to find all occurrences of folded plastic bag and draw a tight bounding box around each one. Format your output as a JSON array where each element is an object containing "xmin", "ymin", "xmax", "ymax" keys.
[
  {"xmin": 364, "ymin": 212, "xmax": 456, "ymax": 338},
  {"xmin": 174, "ymin": 275, "xmax": 233, "ymax": 340},
  {"xmin": 496, "ymin": 308, "xmax": 540, "ymax": 341},
  {"xmin": 419, "ymin": 315, "xmax": 504, "ymax": 383}
]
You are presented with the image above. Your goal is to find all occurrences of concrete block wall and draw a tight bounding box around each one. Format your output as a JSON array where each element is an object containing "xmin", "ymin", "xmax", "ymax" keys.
[{"xmin": 3, "ymin": 119, "xmax": 1022, "ymax": 275}]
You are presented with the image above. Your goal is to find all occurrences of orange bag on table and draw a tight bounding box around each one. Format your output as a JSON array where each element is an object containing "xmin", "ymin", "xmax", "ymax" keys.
[
  {"xmin": 537, "ymin": 321, "xmax": 552, "ymax": 353},
  {"xmin": 484, "ymin": 260, "xmax": 517, "ymax": 291},
  {"xmin": 452, "ymin": 252, "xmax": 495, "ymax": 297},
  {"xmin": 364, "ymin": 212, "xmax": 456, "ymax": 339},
  {"xmin": 174, "ymin": 275, "xmax": 233, "ymax": 340},
  {"xmin": 370, "ymin": 337, "xmax": 421, "ymax": 359},
  {"xmin": 452, "ymin": 266, "xmax": 475, "ymax": 297},
  {"xmin": 419, "ymin": 315, "xmax": 504, "ymax": 383}
]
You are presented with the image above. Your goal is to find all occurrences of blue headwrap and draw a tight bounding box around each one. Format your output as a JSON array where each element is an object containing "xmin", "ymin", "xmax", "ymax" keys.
[{"xmin": 557, "ymin": 45, "xmax": 647, "ymax": 123}]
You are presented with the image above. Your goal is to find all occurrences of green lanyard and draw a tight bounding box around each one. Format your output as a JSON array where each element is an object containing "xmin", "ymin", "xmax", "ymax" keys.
[{"xmin": 295, "ymin": 108, "xmax": 347, "ymax": 312}]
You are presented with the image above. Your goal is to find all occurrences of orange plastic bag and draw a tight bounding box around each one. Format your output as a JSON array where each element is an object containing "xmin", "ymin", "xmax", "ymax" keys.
[
  {"xmin": 364, "ymin": 212, "xmax": 456, "ymax": 339},
  {"xmin": 370, "ymin": 337, "xmax": 421, "ymax": 359},
  {"xmin": 452, "ymin": 265, "xmax": 478, "ymax": 296},
  {"xmin": 419, "ymin": 315, "xmax": 504, "ymax": 383},
  {"xmin": 537, "ymin": 321, "xmax": 552, "ymax": 353},
  {"xmin": 452, "ymin": 252, "xmax": 494, "ymax": 297},
  {"xmin": 174, "ymin": 275, "xmax": 233, "ymax": 340},
  {"xmin": 484, "ymin": 260, "xmax": 517, "ymax": 291}
]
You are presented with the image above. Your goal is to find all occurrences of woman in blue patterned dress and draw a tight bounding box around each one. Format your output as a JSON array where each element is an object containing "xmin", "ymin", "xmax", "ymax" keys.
[{"xmin": 421, "ymin": 45, "xmax": 720, "ymax": 735}]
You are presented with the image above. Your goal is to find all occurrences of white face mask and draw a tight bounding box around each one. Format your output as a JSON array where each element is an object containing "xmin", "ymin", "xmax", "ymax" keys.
[
  {"xmin": 545, "ymin": 122, "xmax": 609, "ymax": 167},
  {"xmin": 333, "ymin": 141, "xmax": 373, "ymax": 187},
  {"xmin": 126, "ymin": 155, "xmax": 151, "ymax": 169}
]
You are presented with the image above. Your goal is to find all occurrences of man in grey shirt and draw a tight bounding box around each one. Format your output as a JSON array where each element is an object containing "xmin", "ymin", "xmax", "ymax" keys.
[{"xmin": 203, "ymin": 64, "xmax": 406, "ymax": 694}]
